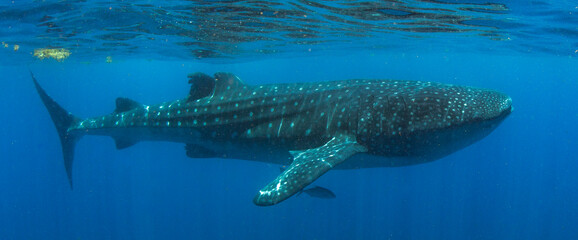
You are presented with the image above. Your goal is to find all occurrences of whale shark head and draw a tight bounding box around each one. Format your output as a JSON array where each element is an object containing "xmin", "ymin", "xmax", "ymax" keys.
[
  {"xmin": 461, "ymin": 88, "xmax": 512, "ymax": 124},
  {"xmin": 357, "ymin": 83, "xmax": 512, "ymax": 164},
  {"xmin": 407, "ymin": 85, "xmax": 512, "ymax": 131}
]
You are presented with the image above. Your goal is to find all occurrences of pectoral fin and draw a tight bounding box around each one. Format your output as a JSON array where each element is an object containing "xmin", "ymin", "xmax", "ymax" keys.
[{"xmin": 253, "ymin": 133, "xmax": 367, "ymax": 206}]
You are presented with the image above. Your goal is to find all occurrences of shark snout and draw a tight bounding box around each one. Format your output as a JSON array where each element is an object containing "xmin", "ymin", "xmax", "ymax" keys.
[
  {"xmin": 495, "ymin": 92, "xmax": 512, "ymax": 119},
  {"xmin": 475, "ymin": 90, "xmax": 512, "ymax": 122}
]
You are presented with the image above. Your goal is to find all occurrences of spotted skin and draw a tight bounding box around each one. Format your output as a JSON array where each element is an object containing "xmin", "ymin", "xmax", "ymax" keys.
[{"xmin": 33, "ymin": 72, "xmax": 512, "ymax": 206}]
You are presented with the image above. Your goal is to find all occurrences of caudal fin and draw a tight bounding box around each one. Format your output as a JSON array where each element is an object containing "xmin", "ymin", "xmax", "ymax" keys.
[{"xmin": 31, "ymin": 73, "xmax": 82, "ymax": 189}]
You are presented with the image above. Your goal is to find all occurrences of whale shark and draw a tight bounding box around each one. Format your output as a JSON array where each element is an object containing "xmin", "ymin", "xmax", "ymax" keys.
[{"xmin": 33, "ymin": 72, "xmax": 512, "ymax": 206}]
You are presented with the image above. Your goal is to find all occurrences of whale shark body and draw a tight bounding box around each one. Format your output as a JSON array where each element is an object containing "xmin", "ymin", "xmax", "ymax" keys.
[{"xmin": 33, "ymin": 72, "xmax": 512, "ymax": 206}]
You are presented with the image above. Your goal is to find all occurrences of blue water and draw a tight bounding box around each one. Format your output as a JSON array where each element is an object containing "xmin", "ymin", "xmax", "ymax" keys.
[{"xmin": 1, "ymin": 1, "xmax": 578, "ymax": 240}]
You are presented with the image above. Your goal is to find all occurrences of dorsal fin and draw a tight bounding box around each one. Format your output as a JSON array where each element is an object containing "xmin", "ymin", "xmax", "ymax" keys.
[
  {"xmin": 187, "ymin": 72, "xmax": 216, "ymax": 102},
  {"xmin": 114, "ymin": 97, "xmax": 145, "ymax": 113},
  {"xmin": 213, "ymin": 72, "xmax": 246, "ymax": 96},
  {"xmin": 187, "ymin": 72, "xmax": 246, "ymax": 101}
]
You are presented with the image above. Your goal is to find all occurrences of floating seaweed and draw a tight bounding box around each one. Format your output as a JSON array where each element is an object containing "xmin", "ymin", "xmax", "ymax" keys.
[{"xmin": 33, "ymin": 48, "xmax": 71, "ymax": 61}]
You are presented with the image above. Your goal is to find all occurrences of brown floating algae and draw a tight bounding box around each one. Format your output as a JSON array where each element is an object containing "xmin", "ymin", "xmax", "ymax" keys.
[{"xmin": 33, "ymin": 48, "xmax": 70, "ymax": 61}]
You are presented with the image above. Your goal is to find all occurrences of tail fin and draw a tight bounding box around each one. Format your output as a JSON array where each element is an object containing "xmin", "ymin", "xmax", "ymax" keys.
[{"xmin": 31, "ymin": 73, "xmax": 82, "ymax": 189}]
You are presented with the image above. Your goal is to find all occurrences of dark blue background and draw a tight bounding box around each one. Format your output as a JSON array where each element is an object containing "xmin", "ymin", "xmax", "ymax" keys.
[{"xmin": 1, "ymin": 52, "xmax": 577, "ymax": 239}]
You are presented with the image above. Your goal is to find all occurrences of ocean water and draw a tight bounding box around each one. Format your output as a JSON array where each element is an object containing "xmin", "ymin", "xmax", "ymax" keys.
[{"xmin": 1, "ymin": 1, "xmax": 577, "ymax": 240}]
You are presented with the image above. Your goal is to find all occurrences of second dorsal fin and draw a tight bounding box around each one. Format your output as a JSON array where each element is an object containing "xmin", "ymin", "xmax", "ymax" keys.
[{"xmin": 114, "ymin": 97, "xmax": 145, "ymax": 113}]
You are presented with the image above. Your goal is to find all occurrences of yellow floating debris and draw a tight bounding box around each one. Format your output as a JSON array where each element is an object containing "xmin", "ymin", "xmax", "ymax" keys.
[
  {"xmin": 34, "ymin": 48, "xmax": 71, "ymax": 61},
  {"xmin": 13, "ymin": 45, "xmax": 19, "ymax": 51},
  {"xmin": 106, "ymin": 56, "xmax": 112, "ymax": 63}
]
